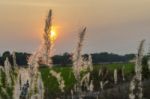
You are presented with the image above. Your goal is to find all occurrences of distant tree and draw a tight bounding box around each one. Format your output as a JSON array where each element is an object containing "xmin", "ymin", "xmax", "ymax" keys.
[
  {"xmin": 0, "ymin": 57, "xmax": 3, "ymax": 66},
  {"xmin": 0, "ymin": 51, "xmax": 136, "ymax": 66},
  {"xmin": 61, "ymin": 53, "xmax": 72, "ymax": 66},
  {"xmin": 91, "ymin": 52, "xmax": 135, "ymax": 64},
  {"xmin": 1, "ymin": 51, "xmax": 13, "ymax": 66},
  {"xmin": 52, "ymin": 52, "xmax": 72, "ymax": 66},
  {"xmin": 2, "ymin": 51, "xmax": 11, "ymax": 61},
  {"xmin": 15, "ymin": 52, "xmax": 30, "ymax": 66},
  {"xmin": 124, "ymin": 54, "xmax": 135, "ymax": 61}
]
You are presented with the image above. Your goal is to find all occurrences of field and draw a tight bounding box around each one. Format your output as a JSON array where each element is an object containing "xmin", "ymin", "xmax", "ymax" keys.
[
  {"xmin": 0, "ymin": 60, "xmax": 150, "ymax": 99},
  {"xmin": 40, "ymin": 63, "xmax": 135, "ymax": 97},
  {"xmin": 0, "ymin": 6, "xmax": 150, "ymax": 99}
]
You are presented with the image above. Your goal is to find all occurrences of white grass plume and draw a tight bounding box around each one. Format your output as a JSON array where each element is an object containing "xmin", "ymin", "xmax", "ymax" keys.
[
  {"xmin": 129, "ymin": 40, "xmax": 145, "ymax": 99},
  {"xmin": 148, "ymin": 58, "xmax": 150, "ymax": 71},
  {"xmin": 0, "ymin": 66, "xmax": 4, "ymax": 87},
  {"xmin": 12, "ymin": 51, "xmax": 17, "ymax": 66},
  {"xmin": 50, "ymin": 70, "xmax": 65, "ymax": 92},
  {"xmin": 4, "ymin": 58, "xmax": 12, "ymax": 87},
  {"xmin": 72, "ymin": 27, "xmax": 86, "ymax": 93},
  {"xmin": 114, "ymin": 69, "xmax": 117, "ymax": 84},
  {"xmin": 43, "ymin": 9, "xmax": 53, "ymax": 67},
  {"xmin": 122, "ymin": 66, "xmax": 125, "ymax": 81},
  {"xmin": 72, "ymin": 27, "xmax": 86, "ymax": 80}
]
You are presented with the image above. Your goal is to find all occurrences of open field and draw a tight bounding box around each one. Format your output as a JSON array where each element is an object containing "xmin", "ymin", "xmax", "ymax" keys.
[
  {"xmin": 0, "ymin": 2, "xmax": 150, "ymax": 98},
  {"xmin": 40, "ymin": 63, "xmax": 135, "ymax": 97}
]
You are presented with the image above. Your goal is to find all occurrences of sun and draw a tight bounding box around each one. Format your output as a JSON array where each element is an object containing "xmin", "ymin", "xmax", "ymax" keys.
[{"xmin": 50, "ymin": 27, "xmax": 57, "ymax": 43}]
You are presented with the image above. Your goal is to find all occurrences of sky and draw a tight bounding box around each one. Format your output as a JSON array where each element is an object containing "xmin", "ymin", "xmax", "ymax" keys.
[{"xmin": 0, "ymin": 0, "xmax": 150, "ymax": 55}]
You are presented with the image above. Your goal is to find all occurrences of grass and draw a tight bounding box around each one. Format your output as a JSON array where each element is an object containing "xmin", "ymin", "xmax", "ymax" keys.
[
  {"xmin": 39, "ymin": 62, "xmax": 135, "ymax": 94},
  {"xmin": 93, "ymin": 63, "xmax": 134, "ymax": 76},
  {"xmin": 40, "ymin": 66, "xmax": 76, "ymax": 94},
  {"xmin": 0, "ymin": 62, "xmax": 135, "ymax": 98},
  {"xmin": 101, "ymin": 63, "xmax": 134, "ymax": 75},
  {"xmin": 0, "ymin": 68, "xmax": 16, "ymax": 99}
]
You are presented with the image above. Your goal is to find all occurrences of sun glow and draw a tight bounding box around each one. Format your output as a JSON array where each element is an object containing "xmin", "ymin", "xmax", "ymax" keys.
[{"xmin": 50, "ymin": 27, "xmax": 57, "ymax": 43}]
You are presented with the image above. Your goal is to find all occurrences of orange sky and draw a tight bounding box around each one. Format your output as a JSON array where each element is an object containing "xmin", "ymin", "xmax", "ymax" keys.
[{"xmin": 0, "ymin": 0, "xmax": 150, "ymax": 55}]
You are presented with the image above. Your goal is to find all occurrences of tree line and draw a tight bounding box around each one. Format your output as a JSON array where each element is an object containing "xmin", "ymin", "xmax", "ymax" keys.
[{"xmin": 0, "ymin": 51, "xmax": 135, "ymax": 66}]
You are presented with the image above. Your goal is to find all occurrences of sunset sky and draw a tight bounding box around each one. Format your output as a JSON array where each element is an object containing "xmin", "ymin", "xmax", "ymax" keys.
[{"xmin": 0, "ymin": 0, "xmax": 150, "ymax": 55}]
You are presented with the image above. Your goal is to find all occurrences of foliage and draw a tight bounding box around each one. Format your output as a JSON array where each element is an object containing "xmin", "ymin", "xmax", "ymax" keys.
[
  {"xmin": 0, "ymin": 51, "xmax": 30, "ymax": 66},
  {"xmin": 39, "ymin": 63, "xmax": 135, "ymax": 96},
  {"xmin": 142, "ymin": 56, "xmax": 150, "ymax": 79},
  {"xmin": 0, "ymin": 51, "xmax": 135, "ymax": 67}
]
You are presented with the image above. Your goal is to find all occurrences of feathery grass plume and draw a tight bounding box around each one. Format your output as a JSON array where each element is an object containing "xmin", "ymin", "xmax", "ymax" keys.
[
  {"xmin": 129, "ymin": 40, "xmax": 145, "ymax": 99},
  {"xmin": 37, "ymin": 74, "xmax": 45, "ymax": 99},
  {"xmin": 28, "ymin": 48, "xmax": 41, "ymax": 78},
  {"xmin": 148, "ymin": 45, "xmax": 150, "ymax": 71},
  {"xmin": 17, "ymin": 47, "xmax": 40, "ymax": 99},
  {"xmin": 98, "ymin": 69, "xmax": 102, "ymax": 76},
  {"xmin": 0, "ymin": 66, "xmax": 4, "ymax": 87},
  {"xmin": 50, "ymin": 70, "xmax": 65, "ymax": 92},
  {"xmin": 28, "ymin": 10, "xmax": 53, "ymax": 71},
  {"xmin": 28, "ymin": 54, "xmax": 42, "ymax": 98},
  {"xmin": 135, "ymin": 40, "xmax": 145, "ymax": 79},
  {"xmin": 1, "ymin": 87, "xmax": 9, "ymax": 98},
  {"xmin": 13, "ymin": 71, "xmax": 21, "ymax": 99},
  {"xmin": 72, "ymin": 27, "xmax": 86, "ymax": 93},
  {"xmin": 148, "ymin": 59, "xmax": 150, "ymax": 71},
  {"xmin": 13, "ymin": 70, "xmax": 21, "ymax": 99},
  {"xmin": 89, "ymin": 80, "xmax": 94, "ymax": 92},
  {"xmin": 12, "ymin": 51, "xmax": 17, "ymax": 67},
  {"xmin": 80, "ymin": 72, "xmax": 90, "ymax": 87},
  {"xmin": 122, "ymin": 66, "xmax": 125, "ymax": 81},
  {"xmin": 13, "ymin": 68, "xmax": 30, "ymax": 99},
  {"xmin": 28, "ymin": 47, "xmax": 44, "ymax": 76},
  {"xmin": 79, "ymin": 55, "xmax": 92, "ymax": 90},
  {"xmin": 26, "ymin": 10, "xmax": 54, "ymax": 99},
  {"xmin": 71, "ymin": 89, "xmax": 74, "ymax": 99},
  {"xmin": 4, "ymin": 57, "xmax": 12, "ymax": 87},
  {"xmin": 0, "ymin": 58, "xmax": 13, "ymax": 99},
  {"xmin": 28, "ymin": 49, "xmax": 41, "ymax": 97},
  {"xmin": 114, "ymin": 69, "xmax": 117, "ymax": 84},
  {"xmin": 0, "ymin": 70, "xmax": 2, "ymax": 87},
  {"xmin": 29, "ymin": 73, "xmax": 44, "ymax": 99},
  {"xmin": 13, "ymin": 9, "xmax": 52, "ymax": 99},
  {"xmin": 87, "ymin": 54, "xmax": 93, "ymax": 71},
  {"xmin": 78, "ymin": 54, "xmax": 93, "ymax": 72},
  {"xmin": 43, "ymin": 9, "xmax": 53, "ymax": 67},
  {"xmin": 100, "ymin": 81, "xmax": 108, "ymax": 91}
]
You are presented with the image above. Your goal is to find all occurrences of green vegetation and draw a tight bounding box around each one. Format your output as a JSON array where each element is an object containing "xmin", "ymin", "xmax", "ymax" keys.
[
  {"xmin": 39, "ymin": 63, "xmax": 135, "ymax": 94},
  {"xmin": 100, "ymin": 63, "xmax": 134, "ymax": 75},
  {"xmin": 0, "ymin": 62, "xmax": 136, "ymax": 98},
  {"xmin": 0, "ymin": 68, "xmax": 17, "ymax": 99},
  {"xmin": 40, "ymin": 66, "xmax": 76, "ymax": 94},
  {"xmin": 0, "ymin": 51, "xmax": 135, "ymax": 67}
]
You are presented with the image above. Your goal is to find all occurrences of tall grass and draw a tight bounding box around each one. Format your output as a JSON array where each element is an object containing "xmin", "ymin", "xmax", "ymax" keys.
[
  {"xmin": 43, "ymin": 10, "xmax": 53, "ymax": 67},
  {"xmin": 129, "ymin": 40, "xmax": 145, "ymax": 99}
]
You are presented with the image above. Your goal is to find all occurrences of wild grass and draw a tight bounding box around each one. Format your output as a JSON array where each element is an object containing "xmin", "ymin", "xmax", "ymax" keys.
[
  {"xmin": 95, "ymin": 63, "xmax": 134, "ymax": 75},
  {"xmin": 40, "ymin": 63, "xmax": 134, "ymax": 94}
]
